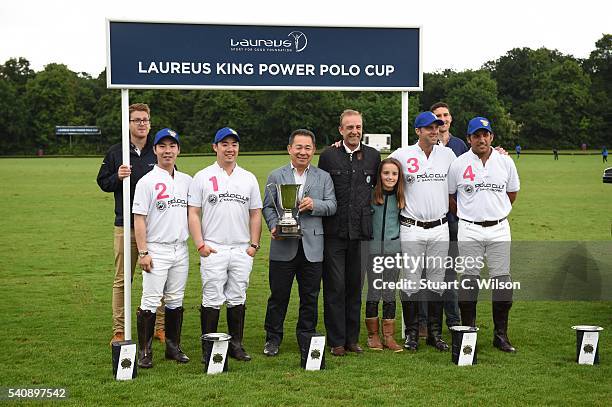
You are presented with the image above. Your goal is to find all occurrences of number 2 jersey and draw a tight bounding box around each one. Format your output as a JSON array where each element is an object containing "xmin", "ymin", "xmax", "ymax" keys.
[
  {"xmin": 132, "ymin": 165, "xmax": 192, "ymax": 243},
  {"xmin": 448, "ymin": 148, "xmax": 520, "ymax": 221},
  {"xmin": 188, "ymin": 162, "xmax": 263, "ymax": 246}
]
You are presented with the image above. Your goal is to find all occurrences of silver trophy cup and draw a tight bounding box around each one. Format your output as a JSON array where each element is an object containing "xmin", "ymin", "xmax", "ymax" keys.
[{"xmin": 270, "ymin": 183, "xmax": 302, "ymax": 238}]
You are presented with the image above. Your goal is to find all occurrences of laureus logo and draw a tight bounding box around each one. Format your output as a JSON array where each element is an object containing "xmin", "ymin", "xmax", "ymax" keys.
[
  {"xmin": 288, "ymin": 31, "xmax": 308, "ymax": 52},
  {"xmin": 229, "ymin": 31, "xmax": 308, "ymax": 53}
]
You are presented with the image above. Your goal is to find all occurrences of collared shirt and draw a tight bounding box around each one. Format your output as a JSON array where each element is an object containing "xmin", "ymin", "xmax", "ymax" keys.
[
  {"xmin": 132, "ymin": 165, "xmax": 192, "ymax": 243},
  {"xmin": 343, "ymin": 141, "xmax": 361, "ymax": 161},
  {"xmin": 389, "ymin": 143, "xmax": 456, "ymax": 221},
  {"xmin": 448, "ymin": 148, "xmax": 520, "ymax": 221},
  {"xmin": 188, "ymin": 162, "xmax": 262, "ymax": 245},
  {"xmin": 291, "ymin": 163, "xmax": 310, "ymax": 200}
]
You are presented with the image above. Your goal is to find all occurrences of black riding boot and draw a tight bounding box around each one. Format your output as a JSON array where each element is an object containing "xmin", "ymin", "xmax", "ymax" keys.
[
  {"xmin": 459, "ymin": 277, "xmax": 479, "ymax": 327},
  {"xmin": 227, "ymin": 304, "xmax": 251, "ymax": 361},
  {"xmin": 426, "ymin": 292, "xmax": 449, "ymax": 351},
  {"xmin": 492, "ymin": 301, "xmax": 516, "ymax": 353},
  {"xmin": 401, "ymin": 300, "xmax": 419, "ymax": 351},
  {"xmin": 200, "ymin": 306, "xmax": 220, "ymax": 363},
  {"xmin": 165, "ymin": 306, "xmax": 189, "ymax": 363},
  {"xmin": 137, "ymin": 308, "xmax": 155, "ymax": 368}
]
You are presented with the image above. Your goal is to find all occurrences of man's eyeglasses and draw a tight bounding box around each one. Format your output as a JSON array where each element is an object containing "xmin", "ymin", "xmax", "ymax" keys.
[{"xmin": 130, "ymin": 119, "xmax": 150, "ymax": 124}]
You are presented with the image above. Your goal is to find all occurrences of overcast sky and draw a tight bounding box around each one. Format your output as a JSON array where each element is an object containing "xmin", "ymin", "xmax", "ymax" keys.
[{"xmin": 1, "ymin": 0, "xmax": 610, "ymax": 76}]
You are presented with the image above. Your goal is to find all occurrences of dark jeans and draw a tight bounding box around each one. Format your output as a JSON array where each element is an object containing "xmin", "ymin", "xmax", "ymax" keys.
[
  {"xmin": 323, "ymin": 237, "xmax": 363, "ymax": 348},
  {"xmin": 264, "ymin": 242, "xmax": 322, "ymax": 346},
  {"xmin": 366, "ymin": 256, "xmax": 399, "ymax": 303}
]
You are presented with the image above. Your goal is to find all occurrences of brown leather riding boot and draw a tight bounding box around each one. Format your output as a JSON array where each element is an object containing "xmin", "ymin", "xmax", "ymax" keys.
[
  {"xmin": 365, "ymin": 317, "xmax": 383, "ymax": 350},
  {"xmin": 382, "ymin": 319, "xmax": 403, "ymax": 352}
]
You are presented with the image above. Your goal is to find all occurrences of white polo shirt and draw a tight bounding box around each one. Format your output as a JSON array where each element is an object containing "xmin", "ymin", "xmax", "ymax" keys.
[
  {"xmin": 188, "ymin": 162, "xmax": 263, "ymax": 245},
  {"xmin": 132, "ymin": 165, "xmax": 192, "ymax": 243},
  {"xmin": 448, "ymin": 148, "xmax": 520, "ymax": 221},
  {"xmin": 390, "ymin": 143, "xmax": 456, "ymax": 221}
]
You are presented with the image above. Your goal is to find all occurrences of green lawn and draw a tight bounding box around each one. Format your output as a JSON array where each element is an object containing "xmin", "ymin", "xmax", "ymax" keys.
[{"xmin": 0, "ymin": 154, "xmax": 610, "ymax": 406}]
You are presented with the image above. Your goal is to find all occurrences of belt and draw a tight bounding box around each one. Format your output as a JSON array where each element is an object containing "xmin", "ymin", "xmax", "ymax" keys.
[
  {"xmin": 400, "ymin": 216, "xmax": 447, "ymax": 229},
  {"xmin": 461, "ymin": 217, "xmax": 506, "ymax": 227}
]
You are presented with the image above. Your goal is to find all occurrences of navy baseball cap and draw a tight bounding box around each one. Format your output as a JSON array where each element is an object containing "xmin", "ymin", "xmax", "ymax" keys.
[
  {"xmin": 467, "ymin": 117, "xmax": 493, "ymax": 135},
  {"xmin": 414, "ymin": 111, "xmax": 444, "ymax": 128},
  {"xmin": 153, "ymin": 128, "xmax": 180, "ymax": 145},
  {"xmin": 213, "ymin": 127, "xmax": 240, "ymax": 144}
]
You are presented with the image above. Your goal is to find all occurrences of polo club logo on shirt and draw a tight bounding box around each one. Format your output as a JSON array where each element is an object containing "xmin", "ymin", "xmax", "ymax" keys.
[
  {"xmin": 156, "ymin": 200, "xmax": 167, "ymax": 212},
  {"xmin": 208, "ymin": 194, "xmax": 218, "ymax": 206},
  {"xmin": 464, "ymin": 185, "xmax": 474, "ymax": 195},
  {"xmin": 406, "ymin": 175, "xmax": 415, "ymax": 185}
]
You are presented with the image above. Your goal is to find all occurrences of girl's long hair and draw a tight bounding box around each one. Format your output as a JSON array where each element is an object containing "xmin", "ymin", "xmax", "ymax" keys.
[{"xmin": 373, "ymin": 157, "xmax": 405, "ymax": 209}]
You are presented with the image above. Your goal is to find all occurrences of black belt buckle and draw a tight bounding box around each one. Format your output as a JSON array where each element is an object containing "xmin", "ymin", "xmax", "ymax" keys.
[
  {"xmin": 400, "ymin": 216, "xmax": 415, "ymax": 227},
  {"xmin": 470, "ymin": 217, "xmax": 506, "ymax": 227},
  {"xmin": 401, "ymin": 216, "xmax": 447, "ymax": 229}
]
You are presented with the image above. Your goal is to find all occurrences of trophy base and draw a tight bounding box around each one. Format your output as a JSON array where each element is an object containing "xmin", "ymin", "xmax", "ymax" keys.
[{"xmin": 277, "ymin": 224, "xmax": 302, "ymax": 239}]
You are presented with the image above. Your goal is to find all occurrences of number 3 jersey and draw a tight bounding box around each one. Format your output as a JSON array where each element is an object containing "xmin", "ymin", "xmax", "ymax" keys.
[
  {"xmin": 448, "ymin": 148, "xmax": 520, "ymax": 221},
  {"xmin": 132, "ymin": 165, "xmax": 192, "ymax": 243},
  {"xmin": 389, "ymin": 144, "xmax": 456, "ymax": 221},
  {"xmin": 188, "ymin": 162, "xmax": 263, "ymax": 245}
]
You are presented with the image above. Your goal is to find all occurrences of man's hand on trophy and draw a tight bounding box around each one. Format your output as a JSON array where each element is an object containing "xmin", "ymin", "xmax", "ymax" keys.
[
  {"xmin": 270, "ymin": 227, "xmax": 284, "ymax": 240},
  {"xmin": 298, "ymin": 197, "xmax": 314, "ymax": 212}
]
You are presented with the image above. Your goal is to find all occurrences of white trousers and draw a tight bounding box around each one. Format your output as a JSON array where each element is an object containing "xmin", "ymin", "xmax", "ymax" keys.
[
  {"xmin": 200, "ymin": 243, "xmax": 254, "ymax": 308},
  {"xmin": 399, "ymin": 222, "xmax": 449, "ymax": 297},
  {"xmin": 458, "ymin": 219, "xmax": 511, "ymax": 278},
  {"xmin": 140, "ymin": 241, "xmax": 189, "ymax": 312}
]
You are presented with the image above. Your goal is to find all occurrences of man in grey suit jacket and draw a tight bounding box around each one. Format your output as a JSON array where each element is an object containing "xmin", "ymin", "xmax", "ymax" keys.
[{"xmin": 262, "ymin": 129, "xmax": 337, "ymax": 356}]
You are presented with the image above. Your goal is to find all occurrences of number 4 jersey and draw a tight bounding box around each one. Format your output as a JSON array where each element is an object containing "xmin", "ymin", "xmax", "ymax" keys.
[
  {"xmin": 132, "ymin": 165, "xmax": 192, "ymax": 243},
  {"xmin": 448, "ymin": 148, "xmax": 520, "ymax": 221}
]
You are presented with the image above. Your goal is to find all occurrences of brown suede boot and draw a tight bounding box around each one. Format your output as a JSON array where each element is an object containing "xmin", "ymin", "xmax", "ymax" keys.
[
  {"xmin": 382, "ymin": 319, "xmax": 403, "ymax": 352},
  {"xmin": 365, "ymin": 317, "xmax": 383, "ymax": 350}
]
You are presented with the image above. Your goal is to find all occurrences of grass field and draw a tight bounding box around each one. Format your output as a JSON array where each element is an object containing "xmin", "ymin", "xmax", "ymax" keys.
[{"xmin": 0, "ymin": 154, "xmax": 610, "ymax": 406}]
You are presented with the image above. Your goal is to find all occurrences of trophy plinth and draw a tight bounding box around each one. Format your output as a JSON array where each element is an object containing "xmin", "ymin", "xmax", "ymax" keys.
[{"xmin": 274, "ymin": 183, "xmax": 302, "ymax": 239}]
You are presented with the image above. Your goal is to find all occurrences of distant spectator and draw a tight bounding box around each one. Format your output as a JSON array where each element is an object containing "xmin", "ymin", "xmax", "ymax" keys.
[
  {"xmin": 581, "ymin": 143, "xmax": 587, "ymax": 152},
  {"xmin": 553, "ymin": 147, "xmax": 559, "ymax": 161},
  {"xmin": 603, "ymin": 146, "xmax": 608, "ymax": 163},
  {"xmin": 515, "ymin": 144, "xmax": 521, "ymax": 159}
]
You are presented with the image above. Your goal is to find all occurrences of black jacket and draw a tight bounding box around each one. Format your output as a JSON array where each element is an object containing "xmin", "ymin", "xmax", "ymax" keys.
[
  {"xmin": 96, "ymin": 138, "xmax": 156, "ymax": 227},
  {"xmin": 318, "ymin": 143, "xmax": 381, "ymax": 240}
]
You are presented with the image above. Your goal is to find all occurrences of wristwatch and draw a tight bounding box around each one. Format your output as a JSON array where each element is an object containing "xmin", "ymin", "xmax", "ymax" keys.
[
  {"xmin": 250, "ymin": 243, "xmax": 260, "ymax": 251},
  {"xmin": 138, "ymin": 250, "xmax": 149, "ymax": 258}
]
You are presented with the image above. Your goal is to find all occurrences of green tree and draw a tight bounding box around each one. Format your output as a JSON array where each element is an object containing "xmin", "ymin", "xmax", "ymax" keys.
[
  {"xmin": 441, "ymin": 70, "xmax": 518, "ymax": 146},
  {"xmin": 487, "ymin": 48, "xmax": 592, "ymax": 148},
  {"xmin": 583, "ymin": 34, "xmax": 612, "ymax": 147},
  {"xmin": 25, "ymin": 63, "xmax": 82, "ymax": 152}
]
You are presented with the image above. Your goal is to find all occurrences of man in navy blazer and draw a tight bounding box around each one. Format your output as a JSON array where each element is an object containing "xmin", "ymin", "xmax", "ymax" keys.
[{"xmin": 262, "ymin": 129, "xmax": 337, "ymax": 356}]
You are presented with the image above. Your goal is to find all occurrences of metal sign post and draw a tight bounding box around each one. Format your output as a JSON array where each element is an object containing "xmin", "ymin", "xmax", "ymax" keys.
[{"xmin": 121, "ymin": 89, "xmax": 131, "ymax": 340}]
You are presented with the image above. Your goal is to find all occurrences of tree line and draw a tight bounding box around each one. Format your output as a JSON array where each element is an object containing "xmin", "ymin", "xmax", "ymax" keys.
[{"xmin": 0, "ymin": 34, "xmax": 609, "ymax": 155}]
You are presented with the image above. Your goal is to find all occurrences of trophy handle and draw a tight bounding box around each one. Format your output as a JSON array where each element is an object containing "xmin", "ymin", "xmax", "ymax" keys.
[{"xmin": 265, "ymin": 183, "xmax": 283, "ymax": 220}]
